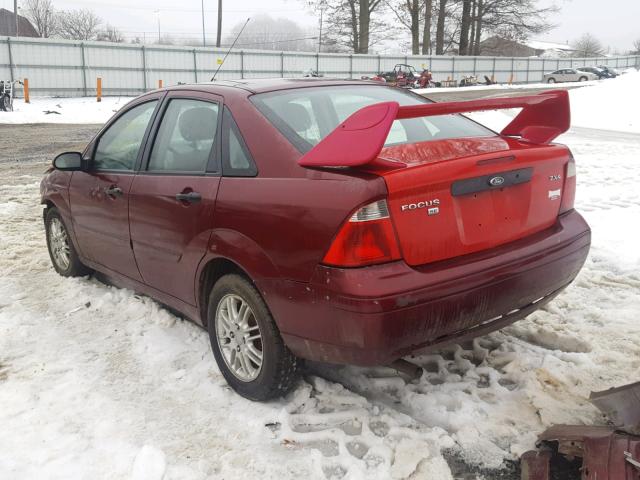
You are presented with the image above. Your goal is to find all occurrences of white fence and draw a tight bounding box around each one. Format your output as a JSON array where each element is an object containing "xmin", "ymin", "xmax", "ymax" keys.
[{"xmin": 2, "ymin": 36, "xmax": 639, "ymax": 97}]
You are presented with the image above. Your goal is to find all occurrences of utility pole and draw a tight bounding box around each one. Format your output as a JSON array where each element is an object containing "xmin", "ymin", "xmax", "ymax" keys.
[
  {"xmin": 309, "ymin": 1, "xmax": 326, "ymax": 53},
  {"xmin": 216, "ymin": 0, "xmax": 222, "ymax": 47},
  {"xmin": 318, "ymin": 6, "xmax": 324, "ymax": 52},
  {"xmin": 155, "ymin": 10, "xmax": 161, "ymax": 43},
  {"xmin": 201, "ymin": 0, "xmax": 206, "ymax": 46},
  {"xmin": 14, "ymin": 0, "xmax": 19, "ymax": 37}
]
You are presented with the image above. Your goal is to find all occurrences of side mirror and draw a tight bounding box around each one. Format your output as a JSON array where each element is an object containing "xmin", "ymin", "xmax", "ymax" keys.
[{"xmin": 53, "ymin": 152, "xmax": 83, "ymax": 171}]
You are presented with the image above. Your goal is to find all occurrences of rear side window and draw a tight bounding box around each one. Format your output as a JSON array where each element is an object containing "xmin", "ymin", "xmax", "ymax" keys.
[
  {"xmin": 251, "ymin": 85, "xmax": 493, "ymax": 153},
  {"xmin": 147, "ymin": 99, "xmax": 219, "ymax": 173},
  {"xmin": 221, "ymin": 107, "xmax": 257, "ymax": 177}
]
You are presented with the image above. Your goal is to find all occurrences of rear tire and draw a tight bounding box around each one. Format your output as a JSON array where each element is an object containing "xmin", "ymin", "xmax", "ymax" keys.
[
  {"xmin": 207, "ymin": 274, "xmax": 299, "ymax": 401},
  {"xmin": 579, "ymin": 76, "xmax": 588, "ymax": 82},
  {"xmin": 45, "ymin": 207, "xmax": 91, "ymax": 277},
  {"xmin": 547, "ymin": 78, "xmax": 556, "ymax": 83}
]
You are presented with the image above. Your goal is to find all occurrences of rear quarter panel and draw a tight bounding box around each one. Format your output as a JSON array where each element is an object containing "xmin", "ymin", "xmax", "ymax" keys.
[{"xmin": 211, "ymin": 93, "xmax": 388, "ymax": 282}]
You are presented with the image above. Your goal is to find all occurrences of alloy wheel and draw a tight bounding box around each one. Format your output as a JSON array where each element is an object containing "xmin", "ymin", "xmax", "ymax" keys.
[
  {"xmin": 49, "ymin": 217, "xmax": 71, "ymax": 271},
  {"xmin": 215, "ymin": 294, "xmax": 264, "ymax": 382}
]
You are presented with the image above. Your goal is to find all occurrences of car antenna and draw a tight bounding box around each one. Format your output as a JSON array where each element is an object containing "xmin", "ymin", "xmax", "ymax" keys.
[{"xmin": 211, "ymin": 18, "xmax": 250, "ymax": 82}]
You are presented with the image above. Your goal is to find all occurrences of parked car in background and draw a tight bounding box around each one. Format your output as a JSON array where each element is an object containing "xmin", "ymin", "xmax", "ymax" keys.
[
  {"xmin": 578, "ymin": 66, "xmax": 608, "ymax": 79},
  {"xmin": 597, "ymin": 65, "xmax": 620, "ymax": 78},
  {"xmin": 40, "ymin": 79, "xmax": 590, "ymax": 401},
  {"xmin": 543, "ymin": 69, "xmax": 598, "ymax": 83}
]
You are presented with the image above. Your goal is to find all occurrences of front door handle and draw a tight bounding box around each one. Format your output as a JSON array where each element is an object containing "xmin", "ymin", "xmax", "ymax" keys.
[
  {"xmin": 105, "ymin": 186, "xmax": 123, "ymax": 197},
  {"xmin": 175, "ymin": 191, "xmax": 202, "ymax": 204}
]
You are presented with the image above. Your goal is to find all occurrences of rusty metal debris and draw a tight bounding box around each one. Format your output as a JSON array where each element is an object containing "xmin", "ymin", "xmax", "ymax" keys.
[{"xmin": 521, "ymin": 381, "xmax": 640, "ymax": 480}]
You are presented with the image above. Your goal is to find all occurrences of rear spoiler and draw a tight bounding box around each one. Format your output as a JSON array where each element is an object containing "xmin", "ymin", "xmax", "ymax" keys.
[{"xmin": 298, "ymin": 89, "xmax": 570, "ymax": 168}]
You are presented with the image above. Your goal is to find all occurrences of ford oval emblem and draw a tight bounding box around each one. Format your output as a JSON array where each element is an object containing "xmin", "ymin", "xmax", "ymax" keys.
[{"xmin": 489, "ymin": 176, "xmax": 505, "ymax": 186}]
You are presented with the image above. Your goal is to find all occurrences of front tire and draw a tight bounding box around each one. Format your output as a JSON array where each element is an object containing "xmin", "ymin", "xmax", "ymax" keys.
[
  {"xmin": 579, "ymin": 76, "xmax": 588, "ymax": 82},
  {"xmin": 45, "ymin": 207, "xmax": 91, "ymax": 277},
  {"xmin": 547, "ymin": 78, "xmax": 556, "ymax": 83},
  {"xmin": 207, "ymin": 274, "xmax": 299, "ymax": 401}
]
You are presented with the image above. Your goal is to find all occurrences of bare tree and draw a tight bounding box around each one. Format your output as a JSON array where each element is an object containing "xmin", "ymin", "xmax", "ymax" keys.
[
  {"xmin": 56, "ymin": 9, "xmax": 101, "ymax": 41},
  {"xmin": 434, "ymin": 0, "xmax": 447, "ymax": 54},
  {"xmin": 572, "ymin": 33, "xmax": 604, "ymax": 57},
  {"xmin": 422, "ymin": 0, "xmax": 432, "ymax": 53},
  {"xmin": 632, "ymin": 38, "xmax": 640, "ymax": 55},
  {"xmin": 23, "ymin": 0, "xmax": 57, "ymax": 38},
  {"xmin": 387, "ymin": 0, "xmax": 421, "ymax": 54},
  {"xmin": 97, "ymin": 24, "xmax": 124, "ymax": 43},
  {"xmin": 467, "ymin": 0, "xmax": 555, "ymax": 54},
  {"xmin": 458, "ymin": 0, "xmax": 472, "ymax": 54},
  {"xmin": 468, "ymin": 0, "xmax": 476, "ymax": 53},
  {"xmin": 308, "ymin": 0, "xmax": 388, "ymax": 54}
]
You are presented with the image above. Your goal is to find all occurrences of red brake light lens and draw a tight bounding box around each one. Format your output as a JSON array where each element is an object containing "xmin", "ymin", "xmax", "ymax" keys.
[
  {"xmin": 560, "ymin": 154, "xmax": 576, "ymax": 214},
  {"xmin": 322, "ymin": 200, "xmax": 401, "ymax": 267}
]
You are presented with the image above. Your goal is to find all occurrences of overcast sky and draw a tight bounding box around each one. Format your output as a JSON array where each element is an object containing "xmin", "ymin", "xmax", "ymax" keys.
[{"xmin": 4, "ymin": 0, "xmax": 639, "ymax": 52}]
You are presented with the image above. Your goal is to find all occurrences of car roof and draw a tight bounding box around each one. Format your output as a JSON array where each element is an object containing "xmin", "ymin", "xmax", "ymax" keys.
[{"xmin": 170, "ymin": 77, "xmax": 377, "ymax": 95}]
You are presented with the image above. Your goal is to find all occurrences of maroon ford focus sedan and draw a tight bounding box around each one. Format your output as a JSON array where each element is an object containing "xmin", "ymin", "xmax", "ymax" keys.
[{"xmin": 41, "ymin": 79, "xmax": 590, "ymax": 400}]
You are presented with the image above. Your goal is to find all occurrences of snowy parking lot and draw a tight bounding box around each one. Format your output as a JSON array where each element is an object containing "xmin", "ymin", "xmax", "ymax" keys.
[{"xmin": 1, "ymin": 73, "xmax": 639, "ymax": 479}]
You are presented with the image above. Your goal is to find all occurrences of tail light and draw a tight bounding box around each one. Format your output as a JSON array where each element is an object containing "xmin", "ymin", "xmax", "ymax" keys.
[
  {"xmin": 322, "ymin": 199, "xmax": 401, "ymax": 267},
  {"xmin": 559, "ymin": 153, "xmax": 576, "ymax": 214}
]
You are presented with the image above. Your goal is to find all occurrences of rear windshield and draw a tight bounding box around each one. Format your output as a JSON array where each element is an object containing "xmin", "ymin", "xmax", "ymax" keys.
[{"xmin": 250, "ymin": 85, "xmax": 494, "ymax": 153}]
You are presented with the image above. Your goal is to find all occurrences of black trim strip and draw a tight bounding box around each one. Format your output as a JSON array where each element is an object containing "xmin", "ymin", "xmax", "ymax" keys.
[{"xmin": 451, "ymin": 167, "xmax": 533, "ymax": 197}]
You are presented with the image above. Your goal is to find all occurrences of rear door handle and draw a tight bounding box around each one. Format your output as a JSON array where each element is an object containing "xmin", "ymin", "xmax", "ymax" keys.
[
  {"xmin": 175, "ymin": 191, "xmax": 202, "ymax": 204},
  {"xmin": 105, "ymin": 186, "xmax": 123, "ymax": 197}
]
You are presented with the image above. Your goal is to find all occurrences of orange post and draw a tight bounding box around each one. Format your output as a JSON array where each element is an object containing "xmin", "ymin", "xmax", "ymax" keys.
[
  {"xmin": 23, "ymin": 78, "xmax": 30, "ymax": 103},
  {"xmin": 158, "ymin": 79, "xmax": 163, "ymax": 89},
  {"xmin": 491, "ymin": 75, "xmax": 495, "ymax": 83},
  {"xmin": 508, "ymin": 74, "xmax": 514, "ymax": 85},
  {"xmin": 97, "ymin": 77, "xmax": 102, "ymax": 102}
]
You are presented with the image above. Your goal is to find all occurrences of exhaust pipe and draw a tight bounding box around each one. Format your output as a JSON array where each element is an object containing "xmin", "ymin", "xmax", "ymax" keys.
[{"xmin": 390, "ymin": 359, "xmax": 423, "ymax": 381}]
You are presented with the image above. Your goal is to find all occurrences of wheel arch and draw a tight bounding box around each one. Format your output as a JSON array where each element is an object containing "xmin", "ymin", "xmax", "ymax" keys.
[
  {"xmin": 196, "ymin": 229, "xmax": 280, "ymax": 329},
  {"xmin": 41, "ymin": 191, "xmax": 86, "ymax": 263}
]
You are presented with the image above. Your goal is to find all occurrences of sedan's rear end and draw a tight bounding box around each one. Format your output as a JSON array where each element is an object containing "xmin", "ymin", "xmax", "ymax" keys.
[{"xmin": 251, "ymin": 84, "xmax": 590, "ymax": 366}]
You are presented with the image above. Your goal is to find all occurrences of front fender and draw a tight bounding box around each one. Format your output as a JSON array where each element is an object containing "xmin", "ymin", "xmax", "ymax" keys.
[
  {"xmin": 40, "ymin": 171, "xmax": 84, "ymax": 257},
  {"xmin": 40, "ymin": 170, "xmax": 72, "ymax": 213}
]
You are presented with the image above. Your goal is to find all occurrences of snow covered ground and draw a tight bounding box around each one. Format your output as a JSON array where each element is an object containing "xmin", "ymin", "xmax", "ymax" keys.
[
  {"xmin": 1, "ymin": 68, "xmax": 637, "ymax": 130},
  {"xmin": 0, "ymin": 96, "xmax": 133, "ymax": 124},
  {"xmin": 1, "ymin": 72, "xmax": 639, "ymax": 479}
]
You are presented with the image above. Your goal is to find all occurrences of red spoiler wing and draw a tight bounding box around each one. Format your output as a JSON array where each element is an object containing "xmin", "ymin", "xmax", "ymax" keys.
[{"xmin": 298, "ymin": 89, "xmax": 570, "ymax": 168}]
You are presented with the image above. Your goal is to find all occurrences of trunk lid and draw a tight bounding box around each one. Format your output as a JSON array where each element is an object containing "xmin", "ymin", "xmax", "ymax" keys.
[{"xmin": 378, "ymin": 136, "xmax": 571, "ymax": 266}]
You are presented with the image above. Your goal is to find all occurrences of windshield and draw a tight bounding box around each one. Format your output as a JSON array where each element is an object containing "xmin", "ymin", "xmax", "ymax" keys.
[{"xmin": 251, "ymin": 85, "xmax": 494, "ymax": 153}]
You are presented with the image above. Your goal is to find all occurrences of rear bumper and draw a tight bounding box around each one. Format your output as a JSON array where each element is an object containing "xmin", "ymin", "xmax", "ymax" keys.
[{"xmin": 261, "ymin": 210, "xmax": 590, "ymax": 366}]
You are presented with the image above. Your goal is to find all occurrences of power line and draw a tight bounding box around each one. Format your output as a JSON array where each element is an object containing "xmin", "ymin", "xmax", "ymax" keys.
[
  {"xmin": 235, "ymin": 35, "xmax": 318, "ymax": 47},
  {"xmin": 56, "ymin": 0, "xmax": 308, "ymax": 14}
]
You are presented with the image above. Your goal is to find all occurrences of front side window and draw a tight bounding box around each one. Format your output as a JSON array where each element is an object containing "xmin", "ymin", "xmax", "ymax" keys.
[
  {"xmin": 93, "ymin": 101, "xmax": 157, "ymax": 171},
  {"xmin": 148, "ymin": 99, "xmax": 219, "ymax": 173},
  {"xmin": 251, "ymin": 85, "xmax": 494, "ymax": 153}
]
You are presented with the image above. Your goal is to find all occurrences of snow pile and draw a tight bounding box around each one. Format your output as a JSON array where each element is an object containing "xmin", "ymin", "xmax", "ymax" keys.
[
  {"xmin": 0, "ymin": 96, "xmax": 133, "ymax": 124},
  {"xmin": 569, "ymin": 69, "xmax": 640, "ymax": 133},
  {"xmin": 465, "ymin": 70, "xmax": 640, "ymax": 135}
]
